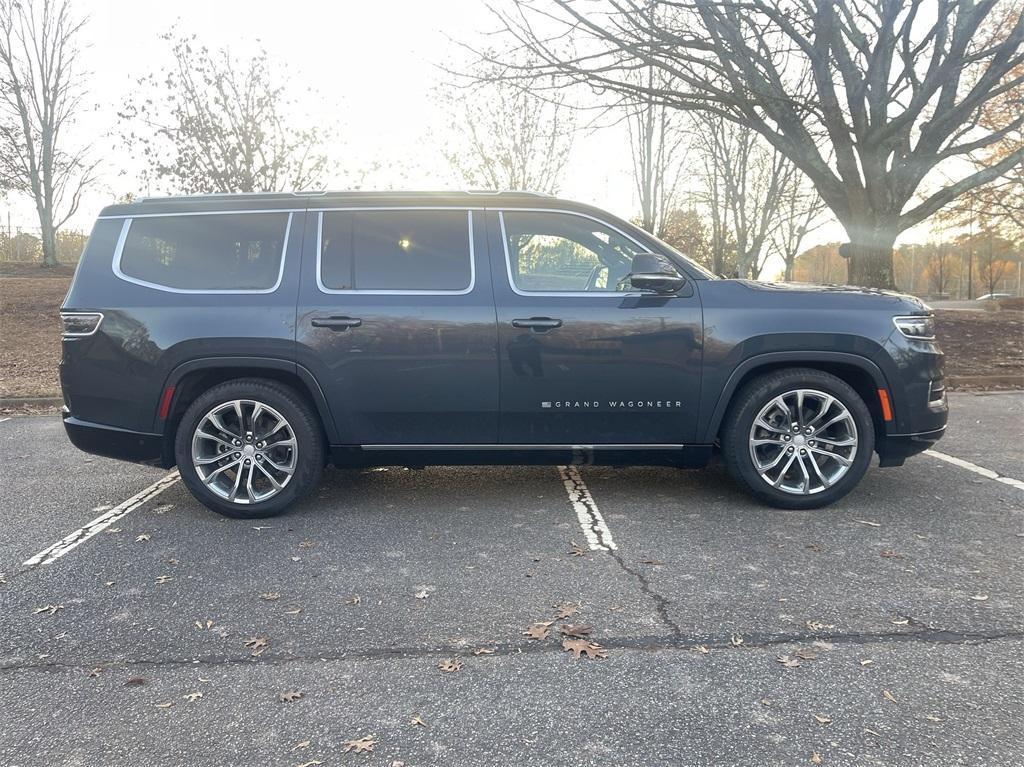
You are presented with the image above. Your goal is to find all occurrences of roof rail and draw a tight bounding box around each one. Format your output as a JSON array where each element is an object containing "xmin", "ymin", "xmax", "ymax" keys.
[{"xmin": 135, "ymin": 189, "xmax": 556, "ymax": 203}]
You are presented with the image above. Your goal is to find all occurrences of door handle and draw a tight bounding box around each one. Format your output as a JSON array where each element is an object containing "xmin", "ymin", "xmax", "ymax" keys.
[
  {"xmin": 311, "ymin": 316, "xmax": 362, "ymax": 330},
  {"xmin": 512, "ymin": 317, "xmax": 563, "ymax": 332}
]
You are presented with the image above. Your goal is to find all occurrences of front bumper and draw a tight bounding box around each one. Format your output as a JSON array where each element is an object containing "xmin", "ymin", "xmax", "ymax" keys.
[
  {"xmin": 63, "ymin": 408, "xmax": 168, "ymax": 466},
  {"xmin": 877, "ymin": 426, "xmax": 946, "ymax": 467}
]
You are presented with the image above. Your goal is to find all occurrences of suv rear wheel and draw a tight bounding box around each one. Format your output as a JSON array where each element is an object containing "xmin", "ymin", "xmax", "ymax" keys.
[
  {"xmin": 174, "ymin": 379, "xmax": 324, "ymax": 518},
  {"xmin": 721, "ymin": 368, "xmax": 875, "ymax": 509}
]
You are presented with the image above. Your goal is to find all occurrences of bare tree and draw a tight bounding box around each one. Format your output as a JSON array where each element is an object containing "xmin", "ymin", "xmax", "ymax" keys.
[
  {"xmin": 925, "ymin": 242, "xmax": 957, "ymax": 297},
  {"xmin": 626, "ymin": 67, "xmax": 689, "ymax": 236},
  {"xmin": 479, "ymin": 0, "xmax": 1024, "ymax": 289},
  {"xmin": 119, "ymin": 33, "xmax": 332, "ymax": 194},
  {"xmin": 770, "ymin": 172, "xmax": 827, "ymax": 282},
  {"xmin": 441, "ymin": 59, "xmax": 574, "ymax": 193},
  {"xmin": 0, "ymin": 0, "xmax": 96, "ymax": 267},
  {"xmin": 693, "ymin": 115, "xmax": 796, "ymax": 278}
]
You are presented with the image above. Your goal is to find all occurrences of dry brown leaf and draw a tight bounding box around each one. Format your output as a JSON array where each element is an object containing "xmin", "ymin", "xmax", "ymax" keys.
[
  {"xmin": 342, "ymin": 736, "xmax": 376, "ymax": 754},
  {"xmin": 814, "ymin": 714, "xmax": 832, "ymax": 725},
  {"xmin": 805, "ymin": 543, "xmax": 824, "ymax": 552},
  {"xmin": 523, "ymin": 621, "xmax": 553, "ymax": 640},
  {"xmin": 883, "ymin": 689, "xmax": 898, "ymax": 704},
  {"xmin": 559, "ymin": 624, "xmax": 592, "ymax": 638},
  {"xmin": 345, "ymin": 595, "xmax": 361, "ymax": 605},
  {"xmin": 409, "ymin": 714, "xmax": 427, "ymax": 727},
  {"xmin": 292, "ymin": 740, "xmax": 311, "ymax": 751},
  {"xmin": 730, "ymin": 632, "xmax": 744, "ymax": 647},
  {"xmin": 553, "ymin": 602, "xmax": 581, "ymax": 619},
  {"xmin": 298, "ymin": 540, "xmax": 314, "ymax": 549},
  {"xmin": 244, "ymin": 636, "xmax": 269, "ymax": 656},
  {"xmin": 472, "ymin": 647, "xmax": 496, "ymax": 656},
  {"xmin": 569, "ymin": 541, "xmax": 586, "ymax": 557},
  {"xmin": 135, "ymin": 533, "xmax": 151, "ymax": 542},
  {"xmin": 562, "ymin": 637, "xmax": 608, "ymax": 660},
  {"xmin": 438, "ymin": 658, "xmax": 463, "ymax": 673},
  {"xmin": 279, "ymin": 690, "xmax": 303, "ymax": 703},
  {"xmin": 183, "ymin": 691, "xmax": 203, "ymax": 702},
  {"xmin": 694, "ymin": 645, "xmax": 710, "ymax": 655},
  {"xmin": 260, "ymin": 592, "xmax": 281, "ymax": 601},
  {"xmin": 810, "ymin": 752, "xmax": 823, "ymax": 764}
]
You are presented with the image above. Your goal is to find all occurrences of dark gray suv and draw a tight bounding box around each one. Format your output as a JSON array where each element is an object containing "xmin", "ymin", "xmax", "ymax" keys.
[{"xmin": 60, "ymin": 191, "xmax": 947, "ymax": 518}]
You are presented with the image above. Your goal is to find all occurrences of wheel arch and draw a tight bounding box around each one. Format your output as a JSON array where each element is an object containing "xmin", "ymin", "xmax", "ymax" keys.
[
  {"xmin": 154, "ymin": 357, "xmax": 338, "ymax": 465},
  {"xmin": 701, "ymin": 352, "xmax": 890, "ymax": 446}
]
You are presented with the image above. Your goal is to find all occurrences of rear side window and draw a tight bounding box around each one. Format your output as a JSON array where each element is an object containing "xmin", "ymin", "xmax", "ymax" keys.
[
  {"xmin": 319, "ymin": 210, "xmax": 473, "ymax": 292},
  {"xmin": 117, "ymin": 212, "xmax": 290, "ymax": 291}
]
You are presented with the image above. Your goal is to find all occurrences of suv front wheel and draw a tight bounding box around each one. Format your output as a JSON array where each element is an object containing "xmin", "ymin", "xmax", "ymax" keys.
[
  {"xmin": 174, "ymin": 379, "xmax": 325, "ymax": 518},
  {"xmin": 721, "ymin": 368, "xmax": 875, "ymax": 509}
]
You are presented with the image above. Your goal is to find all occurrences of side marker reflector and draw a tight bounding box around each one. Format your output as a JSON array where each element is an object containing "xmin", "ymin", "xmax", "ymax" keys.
[
  {"xmin": 158, "ymin": 385, "xmax": 176, "ymax": 420},
  {"xmin": 877, "ymin": 388, "xmax": 893, "ymax": 422}
]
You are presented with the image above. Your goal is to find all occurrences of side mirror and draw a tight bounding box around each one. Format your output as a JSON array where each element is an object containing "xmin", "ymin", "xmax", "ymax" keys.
[{"xmin": 628, "ymin": 253, "xmax": 686, "ymax": 294}]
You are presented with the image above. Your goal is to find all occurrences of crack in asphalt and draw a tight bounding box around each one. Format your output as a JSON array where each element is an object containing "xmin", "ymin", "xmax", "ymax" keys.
[
  {"xmin": 3, "ymin": 627, "xmax": 1021, "ymax": 674},
  {"xmin": 604, "ymin": 549, "xmax": 684, "ymax": 641}
]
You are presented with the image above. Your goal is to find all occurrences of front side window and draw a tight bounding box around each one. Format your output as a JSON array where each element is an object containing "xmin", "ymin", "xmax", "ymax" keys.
[
  {"xmin": 501, "ymin": 211, "xmax": 642, "ymax": 293},
  {"xmin": 319, "ymin": 210, "xmax": 472, "ymax": 292},
  {"xmin": 118, "ymin": 212, "xmax": 289, "ymax": 291}
]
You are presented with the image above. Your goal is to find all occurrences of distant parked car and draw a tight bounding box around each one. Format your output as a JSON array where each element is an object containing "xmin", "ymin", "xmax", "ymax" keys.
[{"xmin": 975, "ymin": 293, "xmax": 1015, "ymax": 301}]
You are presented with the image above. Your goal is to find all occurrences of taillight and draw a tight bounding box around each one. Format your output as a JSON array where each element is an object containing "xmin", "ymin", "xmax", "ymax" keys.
[{"xmin": 60, "ymin": 312, "xmax": 103, "ymax": 337}]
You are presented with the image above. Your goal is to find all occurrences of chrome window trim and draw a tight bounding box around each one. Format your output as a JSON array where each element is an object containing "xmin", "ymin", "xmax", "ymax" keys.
[
  {"xmin": 98, "ymin": 207, "xmax": 303, "ymax": 220},
  {"xmin": 315, "ymin": 207, "xmax": 477, "ymax": 296},
  {"xmin": 60, "ymin": 311, "xmax": 105, "ymax": 337},
  {"xmin": 497, "ymin": 208, "xmax": 651, "ymax": 298},
  {"xmin": 111, "ymin": 212, "xmax": 293, "ymax": 295}
]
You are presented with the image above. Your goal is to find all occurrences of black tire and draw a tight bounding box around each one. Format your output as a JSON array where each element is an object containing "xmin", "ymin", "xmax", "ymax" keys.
[
  {"xmin": 174, "ymin": 378, "xmax": 325, "ymax": 519},
  {"xmin": 720, "ymin": 368, "xmax": 875, "ymax": 509}
]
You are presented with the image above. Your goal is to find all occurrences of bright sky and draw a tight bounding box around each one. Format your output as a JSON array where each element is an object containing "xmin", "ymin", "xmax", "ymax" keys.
[{"xmin": 5, "ymin": 0, "xmax": 951, "ymax": 271}]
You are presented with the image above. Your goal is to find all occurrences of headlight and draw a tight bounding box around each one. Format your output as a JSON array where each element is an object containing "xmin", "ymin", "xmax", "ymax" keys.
[
  {"xmin": 893, "ymin": 315, "xmax": 935, "ymax": 340},
  {"xmin": 60, "ymin": 312, "xmax": 104, "ymax": 337}
]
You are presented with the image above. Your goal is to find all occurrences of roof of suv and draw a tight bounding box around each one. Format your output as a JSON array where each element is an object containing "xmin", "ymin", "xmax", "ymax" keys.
[{"xmin": 97, "ymin": 190, "xmax": 568, "ymax": 217}]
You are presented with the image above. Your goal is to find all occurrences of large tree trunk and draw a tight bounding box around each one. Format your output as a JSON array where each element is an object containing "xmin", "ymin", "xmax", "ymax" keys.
[
  {"xmin": 842, "ymin": 220, "xmax": 898, "ymax": 289},
  {"xmin": 40, "ymin": 219, "xmax": 58, "ymax": 268}
]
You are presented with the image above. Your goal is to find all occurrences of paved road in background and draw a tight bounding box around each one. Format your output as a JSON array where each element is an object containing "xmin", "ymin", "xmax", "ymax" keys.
[{"xmin": 1, "ymin": 393, "xmax": 1022, "ymax": 766}]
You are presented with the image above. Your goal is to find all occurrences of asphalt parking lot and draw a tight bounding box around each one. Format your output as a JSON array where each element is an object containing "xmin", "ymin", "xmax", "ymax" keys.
[{"xmin": 1, "ymin": 392, "xmax": 1022, "ymax": 766}]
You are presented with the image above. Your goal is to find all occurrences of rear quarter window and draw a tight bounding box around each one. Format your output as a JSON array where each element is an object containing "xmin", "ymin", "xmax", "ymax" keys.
[{"xmin": 116, "ymin": 212, "xmax": 291, "ymax": 292}]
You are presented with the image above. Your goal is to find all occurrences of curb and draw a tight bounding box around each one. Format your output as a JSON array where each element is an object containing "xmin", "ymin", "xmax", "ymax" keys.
[
  {"xmin": 947, "ymin": 375, "xmax": 1024, "ymax": 390},
  {"xmin": 0, "ymin": 395, "xmax": 63, "ymax": 407}
]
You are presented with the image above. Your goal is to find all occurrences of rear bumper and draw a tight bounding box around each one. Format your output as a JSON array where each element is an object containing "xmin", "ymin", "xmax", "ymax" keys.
[
  {"xmin": 63, "ymin": 408, "xmax": 169, "ymax": 467},
  {"xmin": 877, "ymin": 426, "xmax": 946, "ymax": 468}
]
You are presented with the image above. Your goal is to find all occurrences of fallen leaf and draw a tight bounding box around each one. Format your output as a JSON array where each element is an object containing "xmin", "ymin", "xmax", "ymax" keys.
[
  {"xmin": 292, "ymin": 740, "xmax": 311, "ymax": 751},
  {"xmin": 553, "ymin": 602, "xmax": 581, "ymax": 619},
  {"xmin": 562, "ymin": 638, "xmax": 608, "ymax": 660},
  {"xmin": 438, "ymin": 658, "xmax": 463, "ymax": 673},
  {"xmin": 730, "ymin": 632, "xmax": 744, "ymax": 647},
  {"xmin": 87, "ymin": 667, "xmax": 104, "ymax": 678},
  {"xmin": 298, "ymin": 540, "xmax": 314, "ymax": 549},
  {"xmin": 260, "ymin": 592, "xmax": 281, "ymax": 601},
  {"xmin": 857, "ymin": 520, "xmax": 882, "ymax": 527},
  {"xmin": 414, "ymin": 589, "xmax": 430, "ymax": 599},
  {"xmin": 805, "ymin": 542, "xmax": 824, "ymax": 552},
  {"xmin": 814, "ymin": 714, "xmax": 832, "ymax": 725},
  {"xmin": 244, "ymin": 636, "xmax": 269, "ymax": 656},
  {"xmin": 694, "ymin": 645, "xmax": 710, "ymax": 655},
  {"xmin": 880, "ymin": 550, "xmax": 904, "ymax": 559},
  {"xmin": 154, "ymin": 575, "xmax": 172, "ymax": 584},
  {"xmin": 183, "ymin": 691, "xmax": 203, "ymax": 702},
  {"xmin": 971, "ymin": 594, "xmax": 989, "ymax": 601},
  {"xmin": 810, "ymin": 752, "xmax": 823, "ymax": 764},
  {"xmin": 279, "ymin": 690, "xmax": 303, "ymax": 703},
  {"xmin": 345, "ymin": 595, "xmax": 361, "ymax": 605},
  {"xmin": 776, "ymin": 654, "xmax": 801, "ymax": 668},
  {"xmin": 135, "ymin": 533, "xmax": 151, "ymax": 542},
  {"xmin": 569, "ymin": 541, "xmax": 586, "ymax": 557},
  {"xmin": 559, "ymin": 624, "xmax": 592, "ymax": 638},
  {"xmin": 409, "ymin": 714, "xmax": 427, "ymax": 727},
  {"xmin": 472, "ymin": 647, "xmax": 496, "ymax": 656},
  {"xmin": 524, "ymin": 621, "xmax": 553, "ymax": 640},
  {"xmin": 342, "ymin": 736, "xmax": 376, "ymax": 754},
  {"xmin": 883, "ymin": 689, "xmax": 898, "ymax": 704},
  {"xmin": 153, "ymin": 702, "xmax": 173, "ymax": 709}
]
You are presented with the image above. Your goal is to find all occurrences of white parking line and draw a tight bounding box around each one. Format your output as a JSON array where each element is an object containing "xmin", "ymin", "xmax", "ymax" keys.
[
  {"xmin": 0, "ymin": 417, "xmax": 11, "ymax": 423},
  {"xmin": 23, "ymin": 470, "xmax": 180, "ymax": 567},
  {"xmin": 558, "ymin": 465, "xmax": 617, "ymax": 551},
  {"xmin": 924, "ymin": 450, "xmax": 1024, "ymax": 491}
]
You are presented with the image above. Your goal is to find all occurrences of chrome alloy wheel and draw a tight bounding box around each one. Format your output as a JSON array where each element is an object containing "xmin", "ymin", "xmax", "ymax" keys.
[
  {"xmin": 748, "ymin": 388, "xmax": 858, "ymax": 495},
  {"xmin": 190, "ymin": 399, "xmax": 297, "ymax": 504}
]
